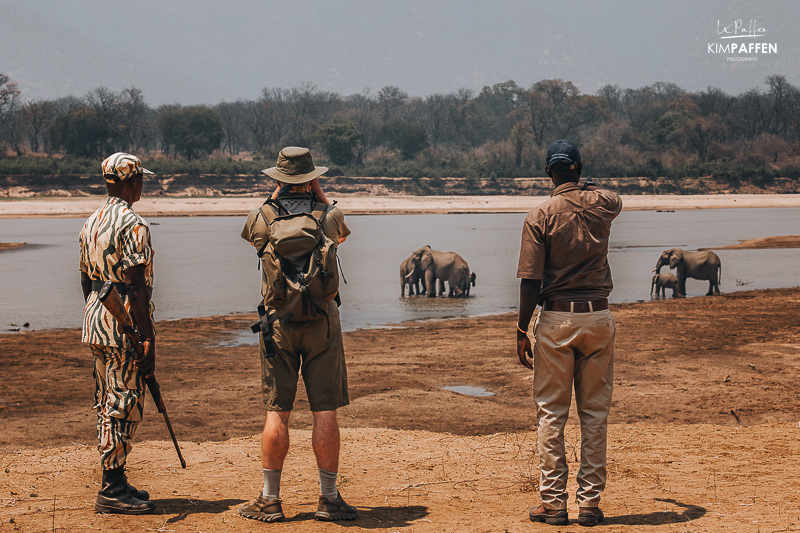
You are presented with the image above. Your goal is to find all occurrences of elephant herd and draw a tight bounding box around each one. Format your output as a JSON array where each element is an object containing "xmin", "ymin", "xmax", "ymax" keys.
[
  {"xmin": 400, "ymin": 245, "xmax": 476, "ymax": 298},
  {"xmin": 651, "ymin": 248, "xmax": 722, "ymax": 298},
  {"xmin": 398, "ymin": 245, "xmax": 722, "ymax": 300}
]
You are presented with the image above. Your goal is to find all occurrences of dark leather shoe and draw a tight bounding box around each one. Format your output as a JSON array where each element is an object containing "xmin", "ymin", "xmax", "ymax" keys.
[
  {"xmin": 578, "ymin": 507, "xmax": 605, "ymax": 527},
  {"xmin": 121, "ymin": 468, "xmax": 149, "ymax": 501},
  {"xmin": 95, "ymin": 467, "xmax": 155, "ymax": 515},
  {"xmin": 315, "ymin": 492, "xmax": 358, "ymax": 521},
  {"xmin": 530, "ymin": 503, "xmax": 569, "ymax": 525},
  {"xmin": 238, "ymin": 495, "xmax": 285, "ymax": 522}
]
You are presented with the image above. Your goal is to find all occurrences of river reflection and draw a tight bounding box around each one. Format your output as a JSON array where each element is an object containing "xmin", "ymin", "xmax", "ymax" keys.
[{"xmin": 1, "ymin": 208, "xmax": 798, "ymax": 332}]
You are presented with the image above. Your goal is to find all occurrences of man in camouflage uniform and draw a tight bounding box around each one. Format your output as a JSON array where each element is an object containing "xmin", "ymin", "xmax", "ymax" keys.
[
  {"xmin": 239, "ymin": 147, "xmax": 357, "ymax": 523},
  {"xmin": 79, "ymin": 152, "xmax": 157, "ymax": 515}
]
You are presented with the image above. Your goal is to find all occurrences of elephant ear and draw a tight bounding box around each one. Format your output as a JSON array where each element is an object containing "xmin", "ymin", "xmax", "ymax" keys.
[
  {"xmin": 669, "ymin": 249, "xmax": 684, "ymax": 269},
  {"xmin": 420, "ymin": 252, "xmax": 433, "ymax": 269}
]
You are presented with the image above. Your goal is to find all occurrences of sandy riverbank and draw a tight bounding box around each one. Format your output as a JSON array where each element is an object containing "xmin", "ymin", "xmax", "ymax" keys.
[
  {"xmin": 1, "ymin": 288, "xmax": 800, "ymax": 530},
  {"xmin": 709, "ymin": 235, "xmax": 800, "ymax": 249},
  {"xmin": 2, "ymin": 193, "xmax": 800, "ymax": 217}
]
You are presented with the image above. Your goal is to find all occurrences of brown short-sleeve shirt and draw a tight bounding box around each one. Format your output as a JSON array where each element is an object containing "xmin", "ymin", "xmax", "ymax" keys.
[{"xmin": 517, "ymin": 182, "xmax": 622, "ymax": 302}]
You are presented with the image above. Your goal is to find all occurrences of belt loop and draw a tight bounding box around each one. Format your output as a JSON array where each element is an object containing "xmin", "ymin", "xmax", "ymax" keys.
[
  {"xmin": 570, "ymin": 302, "xmax": 574, "ymax": 313},
  {"xmin": 589, "ymin": 301, "xmax": 594, "ymax": 312}
]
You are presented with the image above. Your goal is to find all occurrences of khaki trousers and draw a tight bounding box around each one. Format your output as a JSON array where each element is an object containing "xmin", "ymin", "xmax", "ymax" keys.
[{"xmin": 532, "ymin": 308, "xmax": 615, "ymax": 509}]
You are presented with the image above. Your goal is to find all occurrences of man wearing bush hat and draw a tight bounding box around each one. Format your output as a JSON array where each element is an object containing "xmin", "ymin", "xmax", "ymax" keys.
[
  {"xmin": 515, "ymin": 140, "xmax": 622, "ymax": 527},
  {"xmin": 79, "ymin": 152, "xmax": 157, "ymax": 514},
  {"xmin": 239, "ymin": 146, "xmax": 356, "ymax": 523}
]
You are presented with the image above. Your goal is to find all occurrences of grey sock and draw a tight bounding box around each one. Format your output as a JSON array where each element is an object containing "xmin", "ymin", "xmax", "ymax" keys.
[
  {"xmin": 318, "ymin": 467, "xmax": 338, "ymax": 501},
  {"xmin": 262, "ymin": 468, "xmax": 281, "ymax": 500}
]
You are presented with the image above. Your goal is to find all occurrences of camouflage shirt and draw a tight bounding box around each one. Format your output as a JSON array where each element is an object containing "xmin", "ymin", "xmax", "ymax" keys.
[{"xmin": 79, "ymin": 196, "xmax": 154, "ymax": 347}]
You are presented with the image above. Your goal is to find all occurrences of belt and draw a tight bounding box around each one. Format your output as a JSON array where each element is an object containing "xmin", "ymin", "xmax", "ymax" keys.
[
  {"xmin": 542, "ymin": 299, "xmax": 608, "ymax": 313},
  {"xmin": 91, "ymin": 279, "xmax": 127, "ymax": 296}
]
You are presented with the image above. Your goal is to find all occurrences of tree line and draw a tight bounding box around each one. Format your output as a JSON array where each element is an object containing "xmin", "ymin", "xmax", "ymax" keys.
[{"xmin": 1, "ymin": 73, "xmax": 799, "ymax": 181}]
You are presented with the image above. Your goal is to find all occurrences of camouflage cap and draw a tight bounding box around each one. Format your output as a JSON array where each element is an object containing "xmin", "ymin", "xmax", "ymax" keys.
[
  {"xmin": 102, "ymin": 152, "xmax": 154, "ymax": 183},
  {"xmin": 262, "ymin": 147, "xmax": 328, "ymax": 184}
]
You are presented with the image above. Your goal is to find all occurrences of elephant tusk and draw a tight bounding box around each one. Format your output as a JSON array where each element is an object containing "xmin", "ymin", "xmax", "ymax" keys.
[{"xmin": 405, "ymin": 270, "xmax": 416, "ymax": 279}]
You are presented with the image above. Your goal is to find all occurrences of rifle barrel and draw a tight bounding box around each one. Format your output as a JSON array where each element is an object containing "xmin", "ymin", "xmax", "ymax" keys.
[{"xmin": 97, "ymin": 280, "xmax": 186, "ymax": 468}]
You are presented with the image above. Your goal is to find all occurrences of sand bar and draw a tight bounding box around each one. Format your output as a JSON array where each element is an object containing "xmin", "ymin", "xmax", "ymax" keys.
[
  {"xmin": 2, "ymin": 193, "xmax": 800, "ymax": 217},
  {"xmin": 709, "ymin": 235, "xmax": 800, "ymax": 249}
]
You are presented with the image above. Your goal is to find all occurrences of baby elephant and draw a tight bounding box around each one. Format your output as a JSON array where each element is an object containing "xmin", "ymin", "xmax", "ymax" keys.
[
  {"xmin": 651, "ymin": 272, "xmax": 679, "ymax": 298},
  {"xmin": 449, "ymin": 267, "xmax": 476, "ymax": 298}
]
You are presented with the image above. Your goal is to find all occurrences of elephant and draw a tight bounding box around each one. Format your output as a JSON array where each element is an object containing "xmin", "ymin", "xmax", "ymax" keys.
[
  {"xmin": 448, "ymin": 266, "xmax": 476, "ymax": 297},
  {"xmin": 654, "ymin": 248, "xmax": 721, "ymax": 296},
  {"xmin": 650, "ymin": 272, "xmax": 678, "ymax": 298},
  {"xmin": 399, "ymin": 254, "xmax": 426, "ymax": 296},
  {"xmin": 410, "ymin": 245, "xmax": 471, "ymax": 298}
]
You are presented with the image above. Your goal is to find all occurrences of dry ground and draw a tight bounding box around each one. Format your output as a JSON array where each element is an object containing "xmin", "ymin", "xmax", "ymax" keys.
[{"xmin": 2, "ymin": 287, "xmax": 800, "ymax": 531}]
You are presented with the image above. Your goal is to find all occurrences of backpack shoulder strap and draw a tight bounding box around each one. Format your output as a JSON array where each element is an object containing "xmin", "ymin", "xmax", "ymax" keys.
[
  {"xmin": 255, "ymin": 201, "xmax": 281, "ymax": 258},
  {"xmin": 310, "ymin": 201, "xmax": 332, "ymax": 223}
]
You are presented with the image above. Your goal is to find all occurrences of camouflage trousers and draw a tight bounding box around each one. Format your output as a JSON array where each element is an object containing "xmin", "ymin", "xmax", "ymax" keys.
[{"xmin": 89, "ymin": 344, "xmax": 146, "ymax": 469}]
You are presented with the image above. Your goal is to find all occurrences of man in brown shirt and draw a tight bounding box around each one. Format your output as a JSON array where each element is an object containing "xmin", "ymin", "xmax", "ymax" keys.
[{"xmin": 516, "ymin": 140, "xmax": 622, "ymax": 527}]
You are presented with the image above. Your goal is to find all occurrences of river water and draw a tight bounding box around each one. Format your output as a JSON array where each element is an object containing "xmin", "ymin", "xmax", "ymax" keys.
[{"xmin": 1, "ymin": 208, "xmax": 798, "ymax": 333}]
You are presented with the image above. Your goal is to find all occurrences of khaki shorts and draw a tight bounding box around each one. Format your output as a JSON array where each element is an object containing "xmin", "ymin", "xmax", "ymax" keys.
[{"xmin": 260, "ymin": 301, "xmax": 349, "ymax": 412}]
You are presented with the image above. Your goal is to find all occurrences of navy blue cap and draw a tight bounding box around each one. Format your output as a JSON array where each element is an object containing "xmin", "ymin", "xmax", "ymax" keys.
[{"xmin": 545, "ymin": 139, "xmax": 582, "ymax": 170}]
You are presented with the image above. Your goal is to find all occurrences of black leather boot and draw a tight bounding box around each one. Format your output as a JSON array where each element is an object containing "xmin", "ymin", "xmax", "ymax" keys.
[
  {"xmin": 121, "ymin": 467, "xmax": 150, "ymax": 501},
  {"xmin": 95, "ymin": 467, "xmax": 155, "ymax": 514}
]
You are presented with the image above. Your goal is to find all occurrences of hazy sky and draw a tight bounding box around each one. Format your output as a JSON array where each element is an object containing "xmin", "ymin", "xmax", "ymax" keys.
[{"xmin": 1, "ymin": 0, "xmax": 797, "ymax": 105}]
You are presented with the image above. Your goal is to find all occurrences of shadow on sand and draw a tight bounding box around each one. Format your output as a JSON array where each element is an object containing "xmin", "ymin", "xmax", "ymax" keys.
[
  {"xmin": 289, "ymin": 505, "xmax": 429, "ymax": 528},
  {"xmin": 153, "ymin": 499, "xmax": 427, "ymax": 528},
  {"xmin": 605, "ymin": 498, "xmax": 706, "ymax": 526},
  {"xmin": 153, "ymin": 498, "xmax": 247, "ymax": 524}
]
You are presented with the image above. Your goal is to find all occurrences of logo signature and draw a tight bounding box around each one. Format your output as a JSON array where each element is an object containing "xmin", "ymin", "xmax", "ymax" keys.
[
  {"xmin": 708, "ymin": 19, "xmax": 777, "ymax": 60},
  {"xmin": 716, "ymin": 19, "xmax": 767, "ymax": 39}
]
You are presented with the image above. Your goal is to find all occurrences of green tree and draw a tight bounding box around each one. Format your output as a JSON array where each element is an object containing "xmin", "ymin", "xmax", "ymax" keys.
[
  {"xmin": 382, "ymin": 120, "xmax": 428, "ymax": 160},
  {"xmin": 680, "ymin": 114, "xmax": 727, "ymax": 162},
  {"xmin": 157, "ymin": 105, "xmax": 223, "ymax": 160},
  {"xmin": 48, "ymin": 108, "xmax": 111, "ymax": 157},
  {"xmin": 649, "ymin": 110, "xmax": 686, "ymax": 146},
  {"xmin": 474, "ymin": 80, "xmax": 523, "ymax": 143},
  {"xmin": 0, "ymin": 73, "xmax": 22, "ymax": 155},
  {"xmin": 316, "ymin": 121, "xmax": 361, "ymax": 165},
  {"xmin": 20, "ymin": 100, "xmax": 56, "ymax": 153},
  {"xmin": 521, "ymin": 79, "xmax": 607, "ymax": 146}
]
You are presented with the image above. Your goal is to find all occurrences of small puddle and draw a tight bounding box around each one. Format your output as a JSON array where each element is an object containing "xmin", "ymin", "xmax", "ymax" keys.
[
  {"xmin": 209, "ymin": 330, "xmax": 260, "ymax": 348},
  {"xmin": 442, "ymin": 385, "xmax": 494, "ymax": 397}
]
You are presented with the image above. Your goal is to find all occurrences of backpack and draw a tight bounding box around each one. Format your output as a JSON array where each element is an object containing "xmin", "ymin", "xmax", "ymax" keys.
[{"xmin": 256, "ymin": 198, "xmax": 340, "ymax": 322}]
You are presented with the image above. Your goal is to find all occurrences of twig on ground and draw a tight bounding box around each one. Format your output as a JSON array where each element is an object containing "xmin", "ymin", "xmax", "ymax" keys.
[{"xmin": 384, "ymin": 474, "xmax": 494, "ymax": 492}]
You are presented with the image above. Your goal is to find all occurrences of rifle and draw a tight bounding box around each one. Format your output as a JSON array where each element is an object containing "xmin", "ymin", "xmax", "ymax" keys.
[{"xmin": 97, "ymin": 281, "xmax": 187, "ymax": 469}]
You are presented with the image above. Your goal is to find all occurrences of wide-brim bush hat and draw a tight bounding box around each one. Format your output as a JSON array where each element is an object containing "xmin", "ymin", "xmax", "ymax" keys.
[
  {"xmin": 545, "ymin": 139, "xmax": 582, "ymax": 171},
  {"xmin": 102, "ymin": 152, "xmax": 154, "ymax": 183},
  {"xmin": 262, "ymin": 146, "xmax": 328, "ymax": 184}
]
